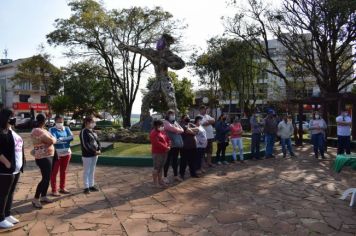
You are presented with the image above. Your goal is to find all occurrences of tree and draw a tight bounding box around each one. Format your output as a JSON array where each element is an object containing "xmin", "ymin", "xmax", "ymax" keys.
[
  {"xmin": 12, "ymin": 54, "xmax": 61, "ymax": 107},
  {"xmin": 47, "ymin": 0, "xmax": 184, "ymax": 127},
  {"xmin": 60, "ymin": 61, "xmax": 114, "ymax": 118},
  {"xmin": 191, "ymin": 37, "xmax": 266, "ymax": 114},
  {"xmin": 225, "ymin": 0, "xmax": 356, "ymax": 96},
  {"xmin": 144, "ymin": 72, "xmax": 195, "ymax": 114}
]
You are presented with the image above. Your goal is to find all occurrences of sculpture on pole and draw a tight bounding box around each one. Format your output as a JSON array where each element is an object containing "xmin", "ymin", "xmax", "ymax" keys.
[{"xmin": 122, "ymin": 34, "xmax": 185, "ymax": 131}]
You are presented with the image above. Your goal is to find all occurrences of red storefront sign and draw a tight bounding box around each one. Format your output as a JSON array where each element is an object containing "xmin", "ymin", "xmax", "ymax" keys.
[{"xmin": 12, "ymin": 102, "xmax": 48, "ymax": 111}]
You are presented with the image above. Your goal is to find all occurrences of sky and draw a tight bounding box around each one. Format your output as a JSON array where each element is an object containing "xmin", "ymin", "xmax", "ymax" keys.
[{"xmin": 0, "ymin": 0, "xmax": 239, "ymax": 114}]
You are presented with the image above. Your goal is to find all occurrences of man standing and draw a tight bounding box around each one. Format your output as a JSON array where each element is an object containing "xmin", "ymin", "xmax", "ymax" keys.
[
  {"xmin": 199, "ymin": 105, "xmax": 215, "ymax": 168},
  {"xmin": 264, "ymin": 109, "xmax": 278, "ymax": 158},
  {"xmin": 250, "ymin": 111, "xmax": 264, "ymax": 160},
  {"xmin": 277, "ymin": 115, "xmax": 295, "ymax": 158},
  {"xmin": 336, "ymin": 110, "xmax": 352, "ymax": 155}
]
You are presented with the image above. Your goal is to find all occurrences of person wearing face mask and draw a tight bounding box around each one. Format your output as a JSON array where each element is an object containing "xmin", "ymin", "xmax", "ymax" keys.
[
  {"xmin": 150, "ymin": 120, "xmax": 171, "ymax": 188},
  {"xmin": 336, "ymin": 109, "xmax": 352, "ymax": 155},
  {"xmin": 277, "ymin": 115, "xmax": 295, "ymax": 158},
  {"xmin": 195, "ymin": 116, "xmax": 208, "ymax": 174},
  {"xmin": 309, "ymin": 111, "xmax": 327, "ymax": 159},
  {"xmin": 31, "ymin": 114, "xmax": 57, "ymax": 209},
  {"xmin": 215, "ymin": 114, "xmax": 230, "ymax": 165},
  {"xmin": 179, "ymin": 115, "xmax": 200, "ymax": 179},
  {"xmin": 230, "ymin": 117, "xmax": 244, "ymax": 163},
  {"xmin": 162, "ymin": 110, "xmax": 184, "ymax": 183},
  {"xmin": 0, "ymin": 109, "xmax": 25, "ymax": 229},
  {"xmin": 199, "ymin": 105, "xmax": 215, "ymax": 168},
  {"xmin": 49, "ymin": 115, "xmax": 74, "ymax": 196},
  {"xmin": 80, "ymin": 116, "xmax": 101, "ymax": 194}
]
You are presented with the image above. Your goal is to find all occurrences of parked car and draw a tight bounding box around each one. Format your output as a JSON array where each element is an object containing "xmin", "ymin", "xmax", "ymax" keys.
[
  {"xmin": 46, "ymin": 118, "xmax": 55, "ymax": 127},
  {"xmin": 15, "ymin": 117, "xmax": 32, "ymax": 129}
]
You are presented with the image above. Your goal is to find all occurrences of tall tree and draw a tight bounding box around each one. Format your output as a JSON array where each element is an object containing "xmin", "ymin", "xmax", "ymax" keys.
[
  {"xmin": 225, "ymin": 0, "xmax": 356, "ymax": 96},
  {"xmin": 47, "ymin": 0, "xmax": 184, "ymax": 127},
  {"xmin": 59, "ymin": 61, "xmax": 114, "ymax": 118}
]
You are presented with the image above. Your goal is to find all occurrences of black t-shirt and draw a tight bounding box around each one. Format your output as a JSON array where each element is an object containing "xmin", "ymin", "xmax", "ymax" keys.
[{"xmin": 180, "ymin": 123, "xmax": 197, "ymax": 149}]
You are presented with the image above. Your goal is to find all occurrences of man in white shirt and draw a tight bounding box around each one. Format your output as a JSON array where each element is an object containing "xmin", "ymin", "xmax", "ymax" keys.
[
  {"xmin": 336, "ymin": 109, "xmax": 352, "ymax": 154},
  {"xmin": 199, "ymin": 105, "xmax": 215, "ymax": 167}
]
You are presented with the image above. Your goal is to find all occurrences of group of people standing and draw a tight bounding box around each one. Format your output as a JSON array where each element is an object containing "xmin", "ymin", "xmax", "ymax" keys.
[
  {"xmin": 0, "ymin": 109, "xmax": 101, "ymax": 229},
  {"xmin": 149, "ymin": 105, "xmax": 247, "ymax": 188}
]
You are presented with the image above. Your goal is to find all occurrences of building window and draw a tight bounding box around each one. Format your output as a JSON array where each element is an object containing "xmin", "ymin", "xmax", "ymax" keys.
[
  {"xmin": 19, "ymin": 94, "xmax": 31, "ymax": 103},
  {"xmin": 18, "ymin": 81, "xmax": 31, "ymax": 90},
  {"xmin": 40, "ymin": 96, "xmax": 47, "ymax": 103}
]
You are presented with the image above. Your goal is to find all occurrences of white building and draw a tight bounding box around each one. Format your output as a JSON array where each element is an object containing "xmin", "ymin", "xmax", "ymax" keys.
[{"xmin": 0, "ymin": 58, "xmax": 50, "ymax": 116}]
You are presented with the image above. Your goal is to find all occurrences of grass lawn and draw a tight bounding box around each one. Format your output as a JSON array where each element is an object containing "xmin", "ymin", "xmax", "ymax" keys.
[{"xmin": 72, "ymin": 138, "xmax": 259, "ymax": 157}]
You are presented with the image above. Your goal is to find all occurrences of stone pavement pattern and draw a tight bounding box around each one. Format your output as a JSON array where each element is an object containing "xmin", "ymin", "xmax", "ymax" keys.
[{"xmin": 0, "ymin": 135, "xmax": 356, "ymax": 235}]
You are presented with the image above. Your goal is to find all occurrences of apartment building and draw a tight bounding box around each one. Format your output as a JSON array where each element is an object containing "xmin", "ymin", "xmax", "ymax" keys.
[{"xmin": 0, "ymin": 58, "xmax": 50, "ymax": 116}]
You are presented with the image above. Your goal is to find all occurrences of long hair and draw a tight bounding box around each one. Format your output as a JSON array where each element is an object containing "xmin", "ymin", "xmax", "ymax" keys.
[
  {"xmin": 82, "ymin": 116, "xmax": 94, "ymax": 129},
  {"xmin": 0, "ymin": 108, "xmax": 13, "ymax": 130}
]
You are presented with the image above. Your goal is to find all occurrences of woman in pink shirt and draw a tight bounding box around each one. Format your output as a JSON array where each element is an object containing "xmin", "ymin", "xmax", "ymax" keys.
[
  {"xmin": 230, "ymin": 117, "xmax": 244, "ymax": 163},
  {"xmin": 31, "ymin": 114, "xmax": 57, "ymax": 209}
]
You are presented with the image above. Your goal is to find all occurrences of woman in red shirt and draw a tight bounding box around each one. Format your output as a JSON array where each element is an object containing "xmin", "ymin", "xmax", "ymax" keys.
[
  {"xmin": 149, "ymin": 120, "xmax": 170, "ymax": 188},
  {"xmin": 230, "ymin": 117, "xmax": 244, "ymax": 163}
]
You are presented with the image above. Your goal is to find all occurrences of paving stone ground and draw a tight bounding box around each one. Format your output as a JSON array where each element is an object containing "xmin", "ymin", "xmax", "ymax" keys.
[{"xmin": 0, "ymin": 133, "xmax": 355, "ymax": 236}]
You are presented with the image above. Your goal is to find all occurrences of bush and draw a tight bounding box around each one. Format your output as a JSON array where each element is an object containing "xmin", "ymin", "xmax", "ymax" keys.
[{"xmin": 98, "ymin": 127, "xmax": 150, "ymax": 144}]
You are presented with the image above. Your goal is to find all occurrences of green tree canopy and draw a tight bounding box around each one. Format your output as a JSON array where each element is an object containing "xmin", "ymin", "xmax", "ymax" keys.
[
  {"xmin": 47, "ymin": 0, "xmax": 185, "ymax": 127},
  {"xmin": 55, "ymin": 61, "xmax": 115, "ymax": 119},
  {"xmin": 144, "ymin": 72, "xmax": 195, "ymax": 114}
]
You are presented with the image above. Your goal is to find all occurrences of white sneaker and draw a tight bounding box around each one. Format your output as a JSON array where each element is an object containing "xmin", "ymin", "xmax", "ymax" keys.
[
  {"xmin": 0, "ymin": 219, "xmax": 14, "ymax": 229},
  {"xmin": 5, "ymin": 216, "xmax": 19, "ymax": 224},
  {"xmin": 217, "ymin": 161, "xmax": 222, "ymax": 165},
  {"xmin": 162, "ymin": 177, "xmax": 170, "ymax": 184}
]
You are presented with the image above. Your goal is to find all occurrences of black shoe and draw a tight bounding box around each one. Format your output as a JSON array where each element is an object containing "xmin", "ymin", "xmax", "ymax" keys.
[
  {"xmin": 314, "ymin": 154, "xmax": 318, "ymax": 159},
  {"xmin": 321, "ymin": 155, "xmax": 325, "ymax": 159},
  {"xmin": 89, "ymin": 186, "xmax": 99, "ymax": 192},
  {"xmin": 291, "ymin": 153, "xmax": 296, "ymax": 157},
  {"xmin": 283, "ymin": 153, "xmax": 286, "ymax": 158},
  {"xmin": 191, "ymin": 175, "xmax": 201, "ymax": 178},
  {"xmin": 84, "ymin": 188, "xmax": 90, "ymax": 194}
]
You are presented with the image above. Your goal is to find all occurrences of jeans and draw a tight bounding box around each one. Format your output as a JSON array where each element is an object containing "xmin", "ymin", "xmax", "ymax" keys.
[
  {"xmin": 35, "ymin": 157, "xmax": 53, "ymax": 198},
  {"xmin": 265, "ymin": 134, "xmax": 276, "ymax": 157},
  {"xmin": 51, "ymin": 154, "xmax": 71, "ymax": 192},
  {"xmin": 82, "ymin": 156, "xmax": 98, "ymax": 189},
  {"xmin": 216, "ymin": 142, "xmax": 228, "ymax": 162},
  {"xmin": 231, "ymin": 138, "xmax": 244, "ymax": 161},
  {"xmin": 196, "ymin": 148, "xmax": 205, "ymax": 171},
  {"xmin": 281, "ymin": 138, "xmax": 293, "ymax": 156},
  {"xmin": 0, "ymin": 173, "xmax": 20, "ymax": 221},
  {"xmin": 164, "ymin": 147, "xmax": 180, "ymax": 177},
  {"xmin": 311, "ymin": 133, "xmax": 325, "ymax": 157},
  {"xmin": 251, "ymin": 133, "xmax": 261, "ymax": 159},
  {"xmin": 337, "ymin": 135, "xmax": 351, "ymax": 155},
  {"xmin": 180, "ymin": 148, "xmax": 197, "ymax": 177}
]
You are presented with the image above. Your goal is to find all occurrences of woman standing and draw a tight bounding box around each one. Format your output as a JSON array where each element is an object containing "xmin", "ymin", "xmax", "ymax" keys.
[
  {"xmin": 215, "ymin": 114, "xmax": 230, "ymax": 165},
  {"xmin": 49, "ymin": 115, "xmax": 74, "ymax": 196},
  {"xmin": 80, "ymin": 116, "xmax": 101, "ymax": 194},
  {"xmin": 230, "ymin": 117, "xmax": 244, "ymax": 163},
  {"xmin": 0, "ymin": 109, "xmax": 25, "ymax": 228},
  {"xmin": 309, "ymin": 112, "xmax": 327, "ymax": 159},
  {"xmin": 195, "ymin": 116, "xmax": 208, "ymax": 174},
  {"xmin": 31, "ymin": 114, "xmax": 56, "ymax": 209},
  {"xmin": 163, "ymin": 110, "xmax": 184, "ymax": 183}
]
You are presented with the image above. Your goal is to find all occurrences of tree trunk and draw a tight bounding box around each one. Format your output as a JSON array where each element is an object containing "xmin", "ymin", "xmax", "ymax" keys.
[{"xmin": 122, "ymin": 104, "xmax": 132, "ymax": 128}]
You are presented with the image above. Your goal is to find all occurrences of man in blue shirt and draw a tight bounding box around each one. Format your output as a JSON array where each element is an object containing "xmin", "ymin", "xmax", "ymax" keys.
[{"xmin": 49, "ymin": 115, "xmax": 73, "ymax": 196}]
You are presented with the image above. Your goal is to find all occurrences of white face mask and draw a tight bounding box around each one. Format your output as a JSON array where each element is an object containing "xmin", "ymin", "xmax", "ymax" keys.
[
  {"xmin": 315, "ymin": 115, "xmax": 320, "ymax": 119},
  {"xmin": 56, "ymin": 123, "xmax": 64, "ymax": 129},
  {"xmin": 169, "ymin": 115, "xmax": 175, "ymax": 121},
  {"xmin": 197, "ymin": 121, "xmax": 202, "ymax": 126},
  {"xmin": 158, "ymin": 126, "xmax": 165, "ymax": 131}
]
